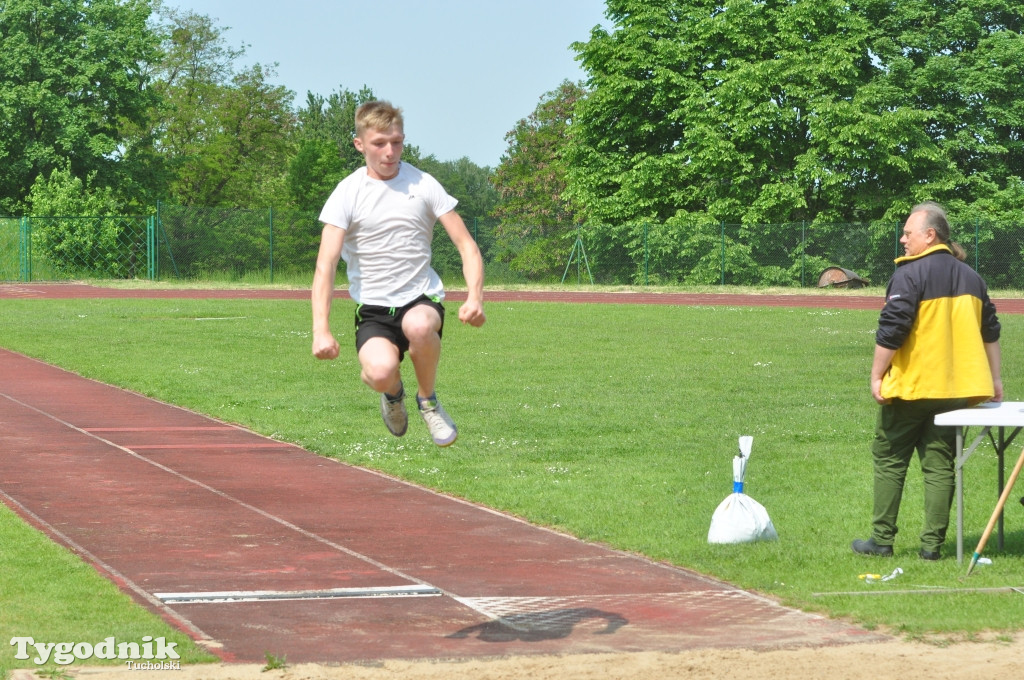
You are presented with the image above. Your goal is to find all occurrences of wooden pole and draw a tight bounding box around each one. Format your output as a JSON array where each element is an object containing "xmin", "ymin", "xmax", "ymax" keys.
[{"xmin": 966, "ymin": 446, "xmax": 1024, "ymax": 576}]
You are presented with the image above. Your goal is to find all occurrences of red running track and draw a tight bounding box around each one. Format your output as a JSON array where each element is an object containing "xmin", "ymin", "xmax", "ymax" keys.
[
  {"xmin": 0, "ymin": 283, "xmax": 939, "ymax": 663},
  {"xmin": 0, "ymin": 349, "xmax": 884, "ymax": 663},
  {"xmin": 2, "ymin": 282, "xmax": 1023, "ymax": 314}
]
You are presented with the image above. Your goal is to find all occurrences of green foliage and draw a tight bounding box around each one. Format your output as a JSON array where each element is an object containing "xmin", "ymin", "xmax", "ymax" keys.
[
  {"xmin": 194, "ymin": 64, "xmax": 295, "ymax": 207},
  {"xmin": 266, "ymin": 207, "xmax": 323, "ymax": 279},
  {"xmin": 286, "ymin": 88, "xmax": 376, "ymax": 210},
  {"xmin": 419, "ymin": 156, "xmax": 499, "ymax": 219},
  {"xmin": 147, "ymin": 7, "xmax": 295, "ymax": 208},
  {"xmin": 261, "ymin": 652, "xmax": 287, "ymax": 672},
  {"xmin": 492, "ymin": 80, "xmax": 585, "ymax": 230},
  {"xmin": 507, "ymin": 231, "xmax": 576, "ymax": 281},
  {"xmin": 28, "ymin": 165, "xmax": 121, "ymax": 216},
  {"xmin": 29, "ymin": 216, "xmax": 149, "ymax": 280},
  {"xmin": 286, "ymin": 139, "xmax": 348, "ymax": 211},
  {"xmin": 0, "ymin": 504, "xmax": 215, "ymax": 674},
  {"xmin": 0, "ymin": 0, "xmax": 160, "ymax": 214},
  {"xmin": 9, "ymin": 0, "xmax": 1024, "ymax": 293},
  {"xmin": 567, "ymin": 0, "xmax": 1024, "ymax": 232},
  {"xmin": 491, "ymin": 81, "xmax": 587, "ymax": 279},
  {"xmin": 859, "ymin": 0, "xmax": 1024, "ymax": 210},
  {"xmin": 156, "ymin": 204, "xmax": 276, "ymax": 278},
  {"xmin": 416, "ymin": 156, "xmax": 501, "ymax": 279},
  {"xmin": 26, "ymin": 167, "xmax": 147, "ymax": 279}
]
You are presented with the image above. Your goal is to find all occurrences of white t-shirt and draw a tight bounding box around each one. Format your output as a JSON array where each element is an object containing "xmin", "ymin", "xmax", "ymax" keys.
[{"xmin": 319, "ymin": 163, "xmax": 458, "ymax": 306}]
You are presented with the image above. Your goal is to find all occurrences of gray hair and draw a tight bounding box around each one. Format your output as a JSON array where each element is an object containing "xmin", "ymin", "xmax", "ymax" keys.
[{"xmin": 910, "ymin": 201, "xmax": 966, "ymax": 261}]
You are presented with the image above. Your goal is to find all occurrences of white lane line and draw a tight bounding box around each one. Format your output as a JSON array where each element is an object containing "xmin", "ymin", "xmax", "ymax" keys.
[
  {"xmin": 156, "ymin": 585, "xmax": 442, "ymax": 604},
  {"xmin": 0, "ymin": 392, "xmax": 444, "ymax": 596}
]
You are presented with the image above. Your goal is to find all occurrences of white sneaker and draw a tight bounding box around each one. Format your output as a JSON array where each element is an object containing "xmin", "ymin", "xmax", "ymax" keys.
[
  {"xmin": 380, "ymin": 385, "xmax": 407, "ymax": 437},
  {"xmin": 417, "ymin": 394, "xmax": 457, "ymax": 447}
]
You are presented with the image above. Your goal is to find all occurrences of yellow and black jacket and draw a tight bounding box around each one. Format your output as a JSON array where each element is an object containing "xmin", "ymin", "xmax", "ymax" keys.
[{"xmin": 876, "ymin": 244, "xmax": 1000, "ymax": 402}]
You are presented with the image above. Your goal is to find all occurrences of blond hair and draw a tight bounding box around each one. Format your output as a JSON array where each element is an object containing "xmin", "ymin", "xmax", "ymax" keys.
[{"xmin": 355, "ymin": 101, "xmax": 404, "ymax": 137}]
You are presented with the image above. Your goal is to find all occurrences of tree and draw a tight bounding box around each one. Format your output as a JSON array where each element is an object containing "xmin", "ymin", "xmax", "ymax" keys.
[
  {"xmin": 28, "ymin": 164, "xmax": 119, "ymax": 216},
  {"xmin": 171, "ymin": 63, "xmax": 295, "ymax": 207},
  {"xmin": 27, "ymin": 164, "xmax": 146, "ymax": 278},
  {"xmin": 568, "ymin": 0, "xmax": 1024, "ymax": 225},
  {"xmin": 147, "ymin": 6, "xmax": 295, "ymax": 208},
  {"xmin": 492, "ymin": 81, "xmax": 585, "ymax": 232},
  {"xmin": 566, "ymin": 0, "xmax": 1024, "ymax": 284},
  {"xmin": 490, "ymin": 81, "xmax": 586, "ymax": 279},
  {"xmin": 286, "ymin": 87, "xmax": 376, "ymax": 211},
  {"xmin": 0, "ymin": 0, "xmax": 160, "ymax": 214},
  {"xmin": 416, "ymin": 155, "xmax": 499, "ymax": 278},
  {"xmin": 419, "ymin": 156, "xmax": 498, "ymax": 223}
]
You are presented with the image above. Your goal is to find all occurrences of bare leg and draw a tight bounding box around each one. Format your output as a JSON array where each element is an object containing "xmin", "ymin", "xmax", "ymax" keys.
[
  {"xmin": 401, "ymin": 304, "xmax": 443, "ymax": 399},
  {"xmin": 402, "ymin": 304, "xmax": 456, "ymax": 446},
  {"xmin": 357, "ymin": 337, "xmax": 402, "ymax": 395}
]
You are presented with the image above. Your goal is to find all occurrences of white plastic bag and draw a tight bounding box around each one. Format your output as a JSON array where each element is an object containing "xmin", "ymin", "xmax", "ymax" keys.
[{"xmin": 708, "ymin": 436, "xmax": 778, "ymax": 544}]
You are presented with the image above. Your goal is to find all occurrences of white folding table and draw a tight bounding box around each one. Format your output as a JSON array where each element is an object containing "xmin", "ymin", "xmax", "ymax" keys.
[{"xmin": 934, "ymin": 401, "xmax": 1024, "ymax": 563}]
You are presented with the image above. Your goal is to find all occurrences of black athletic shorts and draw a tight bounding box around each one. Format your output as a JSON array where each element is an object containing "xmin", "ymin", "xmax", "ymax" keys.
[{"xmin": 354, "ymin": 294, "xmax": 445, "ymax": 361}]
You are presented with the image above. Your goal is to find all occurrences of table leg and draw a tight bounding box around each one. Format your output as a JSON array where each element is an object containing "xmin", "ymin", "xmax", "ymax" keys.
[
  {"xmin": 998, "ymin": 427, "xmax": 1005, "ymax": 551},
  {"xmin": 956, "ymin": 426, "xmax": 965, "ymax": 563}
]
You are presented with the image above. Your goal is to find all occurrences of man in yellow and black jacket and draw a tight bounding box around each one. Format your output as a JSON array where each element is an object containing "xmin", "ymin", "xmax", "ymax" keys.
[{"xmin": 852, "ymin": 202, "xmax": 1003, "ymax": 561}]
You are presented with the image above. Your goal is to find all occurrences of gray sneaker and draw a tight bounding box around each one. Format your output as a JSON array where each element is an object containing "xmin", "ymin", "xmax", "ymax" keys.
[
  {"xmin": 380, "ymin": 385, "xmax": 407, "ymax": 437},
  {"xmin": 417, "ymin": 394, "xmax": 457, "ymax": 446}
]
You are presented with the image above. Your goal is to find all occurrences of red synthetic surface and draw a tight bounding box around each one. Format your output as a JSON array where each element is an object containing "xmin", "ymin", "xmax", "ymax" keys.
[
  {"xmin": 3, "ymin": 281, "xmax": 1023, "ymax": 313},
  {"xmin": 0, "ymin": 281, "xmax": 981, "ymax": 664}
]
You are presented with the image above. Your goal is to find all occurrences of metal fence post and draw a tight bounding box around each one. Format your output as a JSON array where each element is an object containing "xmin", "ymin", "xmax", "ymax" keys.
[
  {"xmin": 11, "ymin": 208, "xmax": 1019, "ymax": 287},
  {"xmin": 801, "ymin": 220, "xmax": 806, "ymax": 286},
  {"xmin": 576, "ymin": 224, "xmax": 581, "ymax": 282},
  {"xmin": 720, "ymin": 222, "xmax": 726, "ymax": 286},
  {"xmin": 644, "ymin": 222, "xmax": 649, "ymax": 286},
  {"xmin": 19, "ymin": 216, "xmax": 31, "ymax": 282},
  {"xmin": 146, "ymin": 215, "xmax": 154, "ymax": 280}
]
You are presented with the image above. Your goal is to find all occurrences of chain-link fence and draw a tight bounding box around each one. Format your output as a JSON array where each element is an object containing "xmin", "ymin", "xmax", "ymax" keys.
[
  {"xmin": 3, "ymin": 206, "xmax": 1024, "ymax": 290},
  {"xmin": 473, "ymin": 218, "xmax": 1024, "ymax": 289},
  {"xmin": 1, "ymin": 215, "xmax": 155, "ymax": 281},
  {"xmin": 0, "ymin": 217, "xmax": 21, "ymax": 281},
  {"xmin": 155, "ymin": 203, "xmax": 318, "ymax": 280}
]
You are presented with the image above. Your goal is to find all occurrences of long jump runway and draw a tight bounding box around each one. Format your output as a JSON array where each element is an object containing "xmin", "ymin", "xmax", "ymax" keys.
[{"xmin": 0, "ymin": 346, "xmax": 884, "ymax": 664}]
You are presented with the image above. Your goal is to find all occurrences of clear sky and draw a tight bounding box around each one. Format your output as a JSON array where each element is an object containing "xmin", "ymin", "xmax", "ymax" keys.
[{"xmin": 166, "ymin": 0, "xmax": 610, "ymax": 168}]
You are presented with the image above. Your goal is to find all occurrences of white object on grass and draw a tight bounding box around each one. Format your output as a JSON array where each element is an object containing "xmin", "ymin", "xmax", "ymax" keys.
[
  {"xmin": 708, "ymin": 436, "xmax": 779, "ymax": 544},
  {"xmin": 881, "ymin": 567, "xmax": 903, "ymax": 582}
]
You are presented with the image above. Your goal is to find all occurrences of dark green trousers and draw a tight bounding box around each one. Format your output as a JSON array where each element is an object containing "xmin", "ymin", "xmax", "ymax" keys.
[{"xmin": 870, "ymin": 397, "xmax": 969, "ymax": 552}]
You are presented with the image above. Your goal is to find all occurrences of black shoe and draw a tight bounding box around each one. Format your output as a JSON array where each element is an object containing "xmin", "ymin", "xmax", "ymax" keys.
[
  {"xmin": 852, "ymin": 538, "xmax": 894, "ymax": 557},
  {"xmin": 919, "ymin": 549, "xmax": 940, "ymax": 561}
]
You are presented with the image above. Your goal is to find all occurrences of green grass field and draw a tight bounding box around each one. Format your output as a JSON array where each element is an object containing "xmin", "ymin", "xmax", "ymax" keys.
[
  {"xmin": 1, "ymin": 292, "xmax": 1022, "ymax": 674},
  {"xmin": 0, "ymin": 504, "xmax": 219, "ymax": 677}
]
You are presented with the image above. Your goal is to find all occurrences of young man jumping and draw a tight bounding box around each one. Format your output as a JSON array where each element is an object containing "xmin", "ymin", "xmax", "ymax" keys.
[{"xmin": 311, "ymin": 101, "xmax": 485, "ymax": 446}]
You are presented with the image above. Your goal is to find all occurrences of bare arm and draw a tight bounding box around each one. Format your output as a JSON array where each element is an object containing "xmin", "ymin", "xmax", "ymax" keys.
[
  {"xmin": 438, "ymin": 210, "xmax": 486, "ymax": 327},
  {"xmin": 985, "ymin": 341, "xmax": 1003, "ymax": 402},
  {"xmin": 311, "ymin": 224, "xmax": 345, "ymax": 359},
  {"xmin": 870, "ymin": 344, "xmax": 896, "ymax": 404}
]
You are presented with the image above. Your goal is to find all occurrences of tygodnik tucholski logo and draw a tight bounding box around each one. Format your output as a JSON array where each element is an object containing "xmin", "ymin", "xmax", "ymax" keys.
[{"xmin": 10, "ymin": 636, "xmax": 181, "ymax": 669}]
